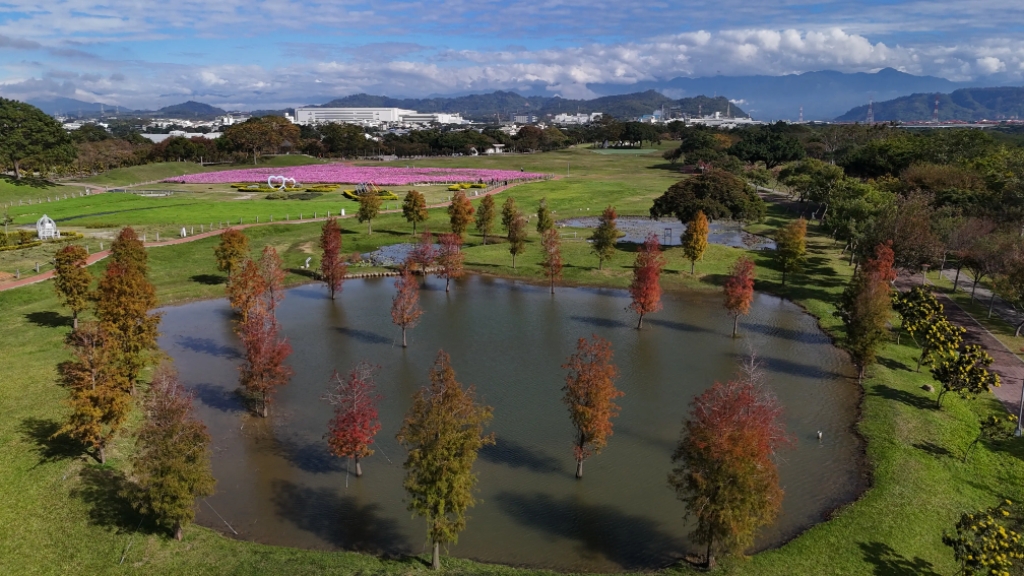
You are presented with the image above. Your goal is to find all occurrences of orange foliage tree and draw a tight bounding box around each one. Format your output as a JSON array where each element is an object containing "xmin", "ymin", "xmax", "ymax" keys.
[
  {"xmin": 236, "ymin": 246, "xmax": 292, "ymax": 417},
  {"xmin": 723, "ymin": 257, "xmax": 756, "ymax": 338},
  {"xmin": 258, "ymin": 246, "xmax": 286, "ymax": 314},
  {"xmin": 391, "ymin": 266, "xmax": 424, "ymax": 347},
  {"xmin": 227, "ymin": 257, "xmax": 265, "ymax": 323},
  {"xmin": 53, "ymin": 244, "xmax": 92, "ymax": 329},
  {"xmin": 323, "ymin": 362, "xmax": 382, "ymax": 477},
  {"xmin": 319, "ymin": 217, "xmax": 347, "ymax": 300},
  {"xmin": 435, "ymin": 233, "xmax": 464, "ymax": 293},
  {"xmin": 540, "ymin": 228, "xmax": 563, "ymax": 294},
  {"xmin": 669, "ymin": 363, "xmax": 791, "ymax": 568},
  {"xmin": 447, "ymin": 190, "xmax": 475, "ymax": 238},
  {"xmin": 627, "ymin": 233, "xmax": 665, "ymax": 329},
  {"xmin": 214, "ymin": 228, "xmax": 249, "ymax": 279},
  {"xmin": 562, "ymin": 335, "xmax": 623, "ymax": 478},
  {"xmin": 835, "ymin": 241, "xmax": 896, "ymax": 379}
]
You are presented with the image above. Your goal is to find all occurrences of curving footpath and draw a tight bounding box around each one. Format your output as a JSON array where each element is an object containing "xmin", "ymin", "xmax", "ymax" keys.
[{"xmin": 0, "ymin": 179, "xmax": 534, "ymax": 293}]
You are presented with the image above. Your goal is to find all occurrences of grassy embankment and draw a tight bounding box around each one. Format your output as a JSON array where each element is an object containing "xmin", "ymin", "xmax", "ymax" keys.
[{"xmin": 2, "ymin": 146, "xmax": 1024, "ymax": 575}]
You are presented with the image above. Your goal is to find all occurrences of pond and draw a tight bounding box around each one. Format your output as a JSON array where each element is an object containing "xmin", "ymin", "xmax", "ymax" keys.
[
  {"xmin": 158, "ymin": 275, "xmax": 864, "ymax": 572},
  {"xmin": 558, "ymin": 216, "xmax": 775, "ymax": 250}
]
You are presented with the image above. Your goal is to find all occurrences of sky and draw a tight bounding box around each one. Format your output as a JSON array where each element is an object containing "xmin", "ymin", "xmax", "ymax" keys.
[{"xmin": 1, "ymin": 0, "xmax": 1023, "ymax": 110}]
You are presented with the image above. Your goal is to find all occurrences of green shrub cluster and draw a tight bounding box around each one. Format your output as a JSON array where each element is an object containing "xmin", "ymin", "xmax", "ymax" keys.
[
  {"xmin": 265, "ymin": 191, "xmax": 324, "ymax": 201},
  {"xmin": 342, "ymin": 189, "xmax": 399, "ymax": 201},
  {"xmin": 446, "ymin": 183, "xmax": 487, "ymax": 191}
]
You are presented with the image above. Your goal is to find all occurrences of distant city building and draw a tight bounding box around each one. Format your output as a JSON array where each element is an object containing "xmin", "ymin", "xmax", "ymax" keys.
[
  {"xmin": 294, "ymin": 107, "xmax": 462, "ymax": 126},
  {"xmin": 513, "ymin": 114, "xmax": 538, "ymax": 124},
  {"xmin": 552, "ymin": 112, "xmax": 602, "ymax": 125},
  {"xmin": 217, "ymin": 114, "xmax": 252, "ymax": 126}
]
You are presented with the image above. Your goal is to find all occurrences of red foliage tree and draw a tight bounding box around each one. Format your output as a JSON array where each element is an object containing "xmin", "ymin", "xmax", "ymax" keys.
[
  {"xmin": 435, "ymin": 233, "xmax": 464, "ymax": 293},
  {"xmin": 562, "ymin": 335, "xmax": 623, "ymax": 478},
  {"xmin": 408, "ymin": 229, "xmax": 437, "ymax": 282},
  {"xmin": 669, "ymin": 369, "xmax": 791, "ymax": 568},
  {"xmin": 227, "ymin": 257, "xmax": 265, "ymax": 323},
  {"xmin": 540, "ymin": 228, "xmax": 563, "ymax": 294},
  {"xmin": 319, "ymin": 217, "xmax": 347, "ymax": 300},
  {"xmin": 391, "ymin": 266, "xmax": 424, "ymax": 347},
  {"xmin": 723, "ymin": 257, "xmax": 756, "ymax": 338},
  {"xmin": 323, "ymin": 362, "xmax": 382, "ymax": 477},
  {"xmin": 627, "ymin": 233, "xmax": 665, "ymax": 329},
  {"xmin": 238, "ymin": 303, "xmax": 293, "ymax": 417}
]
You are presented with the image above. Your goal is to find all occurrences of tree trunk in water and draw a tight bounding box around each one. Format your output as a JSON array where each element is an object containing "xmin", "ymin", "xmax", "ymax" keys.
[
  {"xmin": 575, "ymin": 459, "xmax": 583, "ymax": 479},
  {"xmin": 73, "ymin": 314, "xmax": 78, "ymax": 330},
  {"xmin": 402, "ymin": 327, "xmax": 407, "ymax": 348},
  {"xmin": 732, "ymin": 315, "xmax": 739, "ymax": 338},
  {"xmin": 636, "ymin": 314, "xmax": 643, "ymax": 330},
  {"xmin": 174, "ymin": 521, "xmax": 183, "ymax": 541},
  {"xmin": 445, "ymin": 277, "xmax": 450, "ymax": 292},
  {"xmin": 355, "ymin": 457, "xmax": 363, "ymax": 477},
  {"xmin": 432, "ymin": 541, "xmax": 440, "ymax": 570},
  {"xmin": 989, "ymin": 293, "xmax": 997, "ymax": 318}
]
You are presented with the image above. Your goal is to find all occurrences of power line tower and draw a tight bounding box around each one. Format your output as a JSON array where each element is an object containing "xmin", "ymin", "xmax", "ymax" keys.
[
  {"xmin": 799, "ymin": 106, "xmax": 804, "ymax": 123},
  {"xmin": 933, "ymin": 95, "xmax": 939, "ymax": 122},
  {"xmin": 866, "ymin": 99, "xmax": 874, "ymax": 124}
]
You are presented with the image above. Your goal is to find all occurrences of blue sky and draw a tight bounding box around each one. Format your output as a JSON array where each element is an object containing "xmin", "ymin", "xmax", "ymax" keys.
[{"xmin": 1, "ymin": 0, "xmax": 1022, "ymax": 109}]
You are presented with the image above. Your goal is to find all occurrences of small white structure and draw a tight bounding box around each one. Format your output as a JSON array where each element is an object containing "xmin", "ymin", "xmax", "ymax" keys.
[{"xmin": 36, "ymin": 214, "xmax": 59, "ymax": 240}]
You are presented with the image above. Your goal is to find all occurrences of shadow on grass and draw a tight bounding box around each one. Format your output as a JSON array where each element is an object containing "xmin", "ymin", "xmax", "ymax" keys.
[
  {"xmin": 270, "ymin": 479, "xmax": 411, "ymax": 556},
  {"xmin": 858, "ymin": 541, "xmax": 940, "ymax": 576},
  {"xmin": 190, "ymin": 274, "xmax": 225, "ymax": 285},
  {"xmin": 73, "ymin": 466, "xmax": 149, "ymax": 535},
  {"xmin": 877, "ymin": 356, "xmax": 912, "ymax": 373},
  {"xmin": 913, "ymin": 441, "xmax": 954, "ymax": 459},
  {"xmin": 24, "ymin": 311, "xmax": 71, "ymax": 329},
  {"xmin": 870, "ymin": 384, "xmax": 936, "ymax": 411},
  {"xmin": 19, "ymin": 417, "xmax": 84, "ymax": 465},
  {"xmin": 1, "ymin": 175, "xmax": 60, "ymax": 189}
]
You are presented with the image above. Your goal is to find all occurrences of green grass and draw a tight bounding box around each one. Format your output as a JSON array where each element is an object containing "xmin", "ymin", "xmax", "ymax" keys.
[
  {"xmin": 78, "ymin": 156, "xmax": 327, "ymax": 187},
  {"xmin": 3, "ymin": 150, "xmax": 1024, "ymax": 575}
]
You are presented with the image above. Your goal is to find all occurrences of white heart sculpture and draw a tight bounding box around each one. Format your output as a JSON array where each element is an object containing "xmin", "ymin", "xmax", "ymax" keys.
[
  {"xmin": 283, "ymin": 177, "xmax": 297, "ymax": 189},
  {"xmin": 267, "ymin": 175, "xmax": 287, "ymax": 189}
]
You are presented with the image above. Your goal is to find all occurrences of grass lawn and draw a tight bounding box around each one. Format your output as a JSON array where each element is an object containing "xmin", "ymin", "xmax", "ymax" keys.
[
  {"xmin": 2, "ymin": 149, "xmax": 1024, "ymax": 575},
  {"xmin": 78, "ymin": 156, "xmax": 328, "ymax": 188}
]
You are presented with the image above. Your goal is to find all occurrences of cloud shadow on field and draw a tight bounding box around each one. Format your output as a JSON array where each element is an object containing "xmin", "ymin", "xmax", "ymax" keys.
[
  {"xmin": 270, "ymin": 479, "xmax": 410, "ymax": 555},
  {"xmin": 479, "ymin": 437, "xmax": 563, "ymax": 475},
  {"xmin": 494, "ymin": 491, "xmax": 686, "ymax": 570}
]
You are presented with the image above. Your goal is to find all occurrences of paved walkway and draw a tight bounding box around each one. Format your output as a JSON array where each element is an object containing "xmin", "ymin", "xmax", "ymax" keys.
[
  {"xmin": 0, "ymin": 180, "xmax": 531, "ymax": 293},
  {"xmin": 940, "ymin": 268, "xmax": 1024, "ymax": 333}
]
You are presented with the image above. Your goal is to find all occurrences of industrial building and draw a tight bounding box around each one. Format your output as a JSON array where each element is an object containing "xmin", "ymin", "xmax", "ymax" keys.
[{"xmin": 294, "ymin": 107, "xmax": 464, "ymax": 126}]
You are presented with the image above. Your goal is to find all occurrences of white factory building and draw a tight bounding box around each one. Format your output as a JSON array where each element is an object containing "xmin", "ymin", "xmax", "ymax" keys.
[{"xmin": 295, "ymin": 107, "xmax": 464, "ymax": 126}]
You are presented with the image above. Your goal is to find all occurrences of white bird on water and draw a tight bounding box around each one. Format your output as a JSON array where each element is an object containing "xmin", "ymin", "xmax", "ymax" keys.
[{"xmin": 817, "ymin": 431, "xmax": 823, "ymax": 441}]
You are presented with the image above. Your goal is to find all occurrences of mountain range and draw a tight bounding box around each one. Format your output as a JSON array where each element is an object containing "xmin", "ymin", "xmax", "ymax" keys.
[
  {"xmin": 835, "ymin": 87, "xmax": 1024, "ymax": 122},
  {"xmin": 318, "ymin": 90, "xmax": 742, "ymax": 120},
  {"xmin": 25, "ymin": 98, "xmax": 225, "ymax": 118}
]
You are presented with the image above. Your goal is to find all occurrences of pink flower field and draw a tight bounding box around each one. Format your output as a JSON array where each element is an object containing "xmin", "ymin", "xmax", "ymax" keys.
[{"xmin": 164, "ymin": 165, "xmax": 548, "ymax": 186}]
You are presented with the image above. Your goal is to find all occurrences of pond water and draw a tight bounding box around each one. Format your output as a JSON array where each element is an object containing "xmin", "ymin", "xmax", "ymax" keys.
[
  {"xmin": 158, "ymin": 276, "xmax": 864, "ymax": 572},
  {"xmin": 559, "ymin": 216, "xmax": 775, "ymax": 250}
]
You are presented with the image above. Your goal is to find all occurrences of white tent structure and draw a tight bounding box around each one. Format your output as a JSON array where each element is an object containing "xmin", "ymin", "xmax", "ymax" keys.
[{"xmin": 36, "ymin": 215, "xmax": 59, "ymax": 240}]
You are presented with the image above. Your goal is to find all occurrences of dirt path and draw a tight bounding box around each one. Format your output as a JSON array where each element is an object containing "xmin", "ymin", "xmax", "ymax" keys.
[{"xmin": 0, "ymin": 179, "xmax": 534, "ymax": 293}]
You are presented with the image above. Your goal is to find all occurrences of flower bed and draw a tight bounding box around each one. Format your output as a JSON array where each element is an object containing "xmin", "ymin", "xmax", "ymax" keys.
[{"xmin": 164, "ymin": 165, "xmax": 548, "ymax": 186}]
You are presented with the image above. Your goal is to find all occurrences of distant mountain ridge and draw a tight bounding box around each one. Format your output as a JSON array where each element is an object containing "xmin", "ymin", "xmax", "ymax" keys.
[
  {"xmin": 26, "ymin": 97, "xmax": 133, "ymax": 116},
  {"xmin": 835, "ymin": 87, "xmax": 1024, "ymax": 122},
  {"xmin": 588, "ymin": 68, "xmax": 981, "ymax": 121},
  {"xmin": 154, "ymin": 100, "xmax": 226, "ymax": 117},
  {"xmin": 318, "ymin": 90, "xmax": 745, "ymax": 120}
]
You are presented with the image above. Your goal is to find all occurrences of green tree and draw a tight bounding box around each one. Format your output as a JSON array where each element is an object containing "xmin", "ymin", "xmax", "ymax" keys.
[
  {"xmin": 591, "ymin": 206, "xmax": 619, "ymax": 270},
  {"xmin": 447, "ymin": 190, "xmax": 475, "ymax": 238},
  {"xmin": 651, "ymin": 170, "xmax": 766, "ymax": 224},
  {"xmin": 53, "ymin": 245, "xmax": 92, "ymax": 330},
  {"xmin": 0, "ymin": 98, "xmax": 77, "ymax": 179},
  {"xmin": 933, "ymin": 344, "xmax": 1000, "ymax": 408},
  {"xmin": 943, "ymin": 500, "xmax": 1024, "ymax": 575},
  {"xmin": 125, "ymin": 361, "xmax": 215, "ymax": 540},
  {"xmin": 730, "ymin": 123, "xmax": 806, "ymax": 168},
  {"xmin": 774, "ymin": 218, "xmax": 807, "ymax": 287},
  {"xmin": 964, "ymin": 414, "xmax": 1017, "ymax": 462},
  {"xmin": 358, "ymin": 190, "xmax": 382, "ymax": 235},
  {"xmin": 536, "ymin": 198, "xmax": 554, "ymax": 234},
  {"xmin": 507, "ymin": 211, "xmax": 528, "ymax": 269},
  {"xmin": 214, "ymin": 228, "xmax": 249, "ymax": 279},
  {"xmin": 500, "ymin": 196, "xmax": 518, "ymax": 233},
  {"xmin": 396, "ymin": 350, "xmax": 494, "ymax": 570},
  {"xmin": 475, "ymin": 195, "xmax": 496, "ymax": 245},
  {"xmin": 402, "ymin": 190, "xmax": 429, "ymax": 236},
  {"xmin": 681, "ymin": 210, "xmax": 709, "ymax": 275},
  {"xmin": 834, "ymin": 242, "xmax": 896, "ymax": 380}
]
